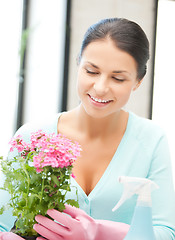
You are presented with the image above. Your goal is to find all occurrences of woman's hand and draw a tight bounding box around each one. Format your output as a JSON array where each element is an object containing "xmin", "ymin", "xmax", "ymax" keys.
[
  {"xmin": 34, "ymin": 204, "xmax": 129, "ymax": 240},
  {"xmin": 0, "ymin": 232, "xmax": 24, "ymax": 240}
]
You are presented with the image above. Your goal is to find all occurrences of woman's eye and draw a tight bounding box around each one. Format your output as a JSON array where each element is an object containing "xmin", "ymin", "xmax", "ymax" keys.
[
  {"xmin": 86, "ymin": 69, "xmax": 98, "ymax": 75},
  {"xmin": 113, "ymin": 77, "xmax": 125, "ymax": 82}
]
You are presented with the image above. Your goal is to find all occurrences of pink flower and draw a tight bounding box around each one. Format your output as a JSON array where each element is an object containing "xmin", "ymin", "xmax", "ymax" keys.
[
  {"xmin": 71, "ymin": 173, "xmax": 76, "ymax": 179},
  {"xmin": 9, "ymin": 130, "xmax": 81, "ymax": 176},
  {"xmin": 9, "ymin": 135, "xmax": 30, "ymax": 153}
]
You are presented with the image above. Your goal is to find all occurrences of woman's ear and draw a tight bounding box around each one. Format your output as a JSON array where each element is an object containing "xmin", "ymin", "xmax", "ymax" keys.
[{"xmin": 133, "ymin": 79, "xmax": 143, "ymax": 91}]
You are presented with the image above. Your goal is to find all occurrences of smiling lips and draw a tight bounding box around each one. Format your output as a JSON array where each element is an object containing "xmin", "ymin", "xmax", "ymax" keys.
[{"xmin": 88, "ymin": 94, "xmax": 112, "ymax": 104}]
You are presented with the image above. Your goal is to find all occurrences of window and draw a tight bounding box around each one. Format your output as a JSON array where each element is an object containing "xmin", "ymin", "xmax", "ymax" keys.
[
  {"xmin": 0, "ymin": 0, "xmax": 23, "ymax": 156},
  {"xmin": 0, "ymin": 0, "xmax": 67, "ymax": 156}
]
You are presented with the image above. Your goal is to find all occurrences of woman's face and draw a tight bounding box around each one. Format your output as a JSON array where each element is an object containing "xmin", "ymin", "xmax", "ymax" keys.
[{"xmin": 77, "ymin": 39, "xmax": 141, "ymax": 118}]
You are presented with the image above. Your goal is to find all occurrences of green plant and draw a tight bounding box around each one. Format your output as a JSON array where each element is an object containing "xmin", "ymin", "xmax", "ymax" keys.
[{"xmin": 0, "ymin": 130, "xmax": 81, "ymax": 237}]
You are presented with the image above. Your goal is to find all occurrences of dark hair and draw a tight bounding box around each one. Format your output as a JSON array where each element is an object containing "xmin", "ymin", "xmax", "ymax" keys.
[{"xmin": 79, "ymin": 18, "xmax": 150, "ymax": 80}]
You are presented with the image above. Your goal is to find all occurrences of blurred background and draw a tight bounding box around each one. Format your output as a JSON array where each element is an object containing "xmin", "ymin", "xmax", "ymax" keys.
[{"xmin": 0, "ymin": 0, "xmax": 174, "ymax": 185}]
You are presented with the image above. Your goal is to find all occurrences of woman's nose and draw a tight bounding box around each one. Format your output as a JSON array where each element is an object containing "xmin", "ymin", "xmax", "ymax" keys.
[{"xmin": 93, "ymin": 76, "xmax": 109, "ymax": 96}]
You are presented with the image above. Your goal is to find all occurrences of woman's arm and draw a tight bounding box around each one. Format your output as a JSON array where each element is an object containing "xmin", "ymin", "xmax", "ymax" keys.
[
  {"xmin": 0, "ymin": 173, "xmax": 16, "ymax": 232},
  {"xmin": 149, "ymin": 134, "xmax": 175, "ymax": 239}
]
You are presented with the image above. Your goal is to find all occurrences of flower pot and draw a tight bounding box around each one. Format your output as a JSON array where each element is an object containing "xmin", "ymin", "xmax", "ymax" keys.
[{"xmin": 11, "ymin": 224, "xmax": 38, "ymax": 239}]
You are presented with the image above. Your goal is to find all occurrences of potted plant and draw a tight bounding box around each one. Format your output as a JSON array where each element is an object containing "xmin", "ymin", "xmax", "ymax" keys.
[{"xmin": 0, "ymin": 130, "xmax": 81, "ymax": 239}]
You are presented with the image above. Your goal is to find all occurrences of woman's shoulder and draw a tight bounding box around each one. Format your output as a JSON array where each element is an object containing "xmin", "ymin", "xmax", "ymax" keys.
[
  {"xmin": 128, "ymin": 111, "xmax": 166, "ymax": 141},
  {"xmin": 14, "ymin": 113, "xmax": 62, "ymax": 142}
]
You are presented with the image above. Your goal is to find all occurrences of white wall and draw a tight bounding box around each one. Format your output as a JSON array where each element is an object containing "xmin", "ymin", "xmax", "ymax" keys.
[
  {"xmin": 152, "ymin": 0, "xmax": 175, "ymax": 185},
  {"xmin": 67, "ymin": 0, "xmax": 156, "ymax": 119}
]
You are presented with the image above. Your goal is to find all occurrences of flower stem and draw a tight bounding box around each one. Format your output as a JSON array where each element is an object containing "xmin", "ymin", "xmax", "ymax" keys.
[
  {"xmin": 40, "ymin": 168, "xmax": 46, "ymax": 202},
  {"xmin": 22, "ymin": 163, "xmax": 30, "ymax": 208}
]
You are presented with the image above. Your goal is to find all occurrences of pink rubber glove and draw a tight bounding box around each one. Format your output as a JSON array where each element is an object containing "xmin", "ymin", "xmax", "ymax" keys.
[
  {"xmin": 0, "ymin": 232, "xmax": 24, "ymax": 240},
  {"xmin": 34, "ymin": 204, "xmax": 129, "ymax": 240}
]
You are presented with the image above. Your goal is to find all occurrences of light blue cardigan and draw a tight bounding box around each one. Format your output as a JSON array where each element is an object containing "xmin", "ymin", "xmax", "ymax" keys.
[{"xmin": 0, "ymin": 112, "xmax": 175, "ymax": 239}]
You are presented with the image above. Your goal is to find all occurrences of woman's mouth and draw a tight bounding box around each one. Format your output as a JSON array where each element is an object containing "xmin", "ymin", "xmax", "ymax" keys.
[{"xmin": 88, "ymin": 94, "xmax": 112, "ymax": 106}]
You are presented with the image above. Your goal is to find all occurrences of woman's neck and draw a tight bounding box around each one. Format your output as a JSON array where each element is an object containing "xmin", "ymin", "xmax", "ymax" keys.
[{"xmin": 74, "ymin": 105, "xmax": 128, "ymax": 139}]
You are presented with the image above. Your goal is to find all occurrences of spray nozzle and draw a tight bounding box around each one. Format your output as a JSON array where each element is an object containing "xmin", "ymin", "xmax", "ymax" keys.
[{"xmin": 112, "ymin": 176, "xmax": 159, "ymax": 212}]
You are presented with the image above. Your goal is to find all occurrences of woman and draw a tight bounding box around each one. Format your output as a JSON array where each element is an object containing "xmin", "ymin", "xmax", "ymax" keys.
[{"xmin": 0, "ymin": 18, "xmax": 175, "ymax": 240}]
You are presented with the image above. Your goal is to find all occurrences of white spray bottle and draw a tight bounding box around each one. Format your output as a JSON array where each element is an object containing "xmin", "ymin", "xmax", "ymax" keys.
[{"xmin": 112, "ymin": 176, "xmax": 159, "ymax": 240}]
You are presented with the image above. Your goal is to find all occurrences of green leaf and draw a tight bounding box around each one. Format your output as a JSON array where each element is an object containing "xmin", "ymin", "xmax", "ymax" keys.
[
  {"xmin": 51, "ymin": 175, "xmax": 60, "ymax": 186},
  {"xmin": 18, "ymin": 182, "xmax": 27, "ymax": 192},
  {"xmin": 17, "ymin": 199, "xmax": 26, "ymax": 209},
  {"xmin": 28, "ymin": 194, "xmax": 36, "ymax": 208},
  {"xmin": 65, "ymin": 199, "xmax": 79, "ymax": 208},
  {"xmin": 0, "ymin": 206, "xmax": 5, "ymax": 214}
]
